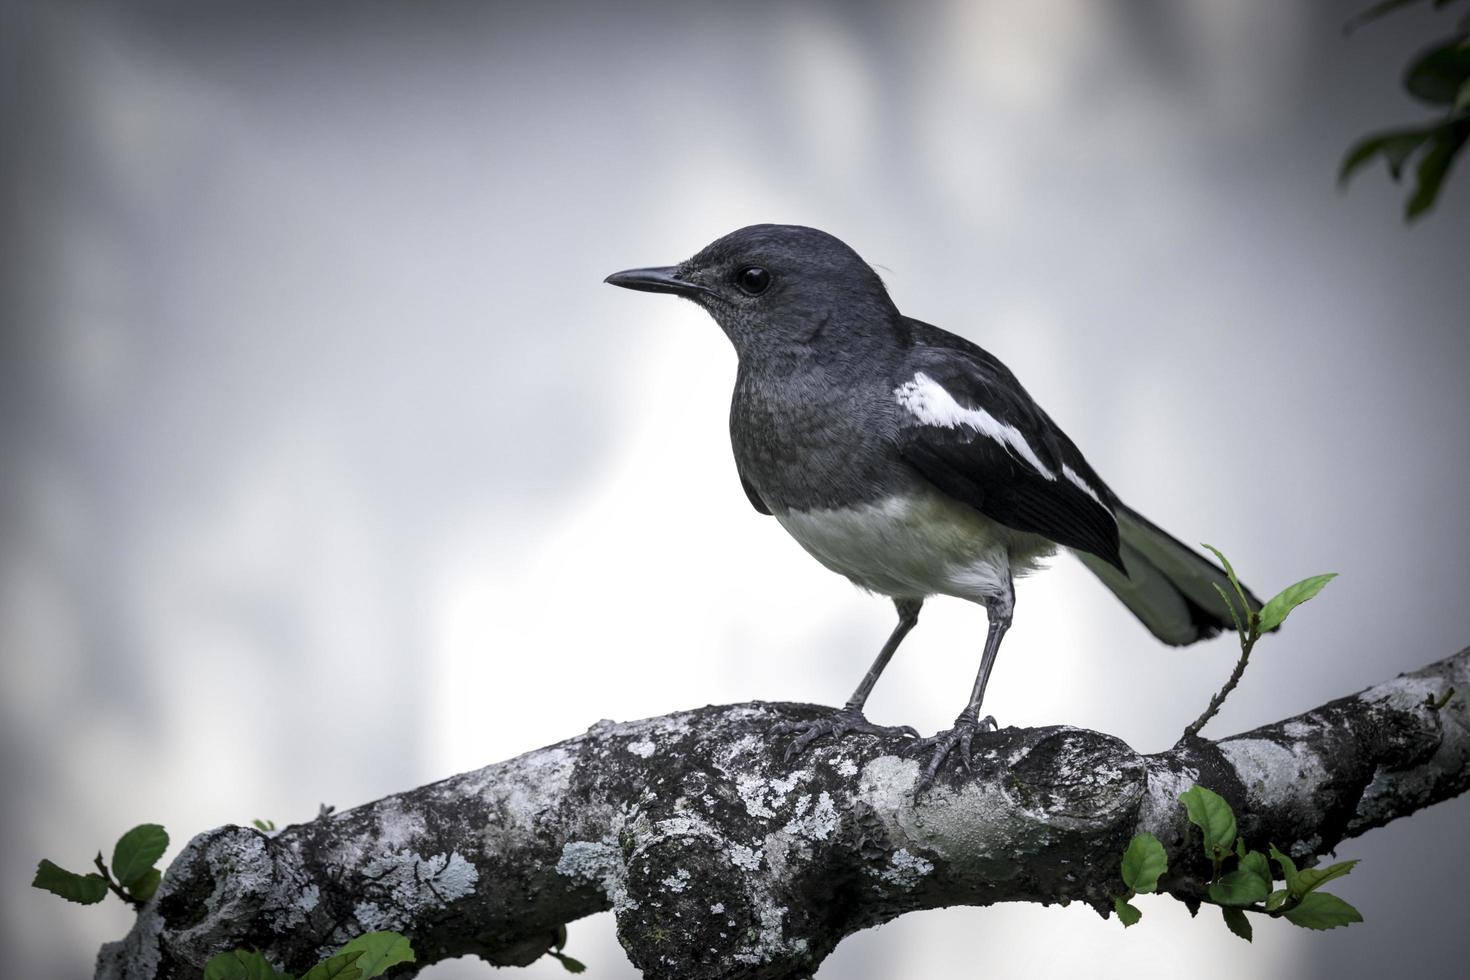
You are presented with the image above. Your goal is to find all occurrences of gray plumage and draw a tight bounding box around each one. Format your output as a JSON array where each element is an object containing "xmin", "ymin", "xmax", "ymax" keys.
[{"xmin": 606, "ymin": 224, "xmax": 1260, "ymax": 788}]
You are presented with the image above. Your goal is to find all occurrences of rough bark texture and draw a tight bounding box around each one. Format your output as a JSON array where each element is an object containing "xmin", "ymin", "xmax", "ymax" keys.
[{"xmin": 96, "ymin": 649, "xmax": 1469, "ymax": 980}]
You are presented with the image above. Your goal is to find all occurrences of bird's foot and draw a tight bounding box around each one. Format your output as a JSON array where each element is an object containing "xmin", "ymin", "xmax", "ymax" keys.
[
  {"xmin": 770, "ymin": 707, "xmax": 919, "ymax": 762},
  {"xmin": 905, "ymin": 714, "xmax": 999, "ymax": 792}
]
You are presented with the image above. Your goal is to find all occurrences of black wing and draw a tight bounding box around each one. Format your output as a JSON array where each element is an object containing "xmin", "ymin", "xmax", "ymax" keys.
[
  {"xmin": 740, "ymin": 473, "xmax": 772, "ymax": 515},
  {"xmin": 894, "ymin": 328, "xmax": 1124, "ymax": 569}
]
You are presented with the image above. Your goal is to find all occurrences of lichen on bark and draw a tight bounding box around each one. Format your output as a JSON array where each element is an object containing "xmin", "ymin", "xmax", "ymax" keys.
[{"xmin": 96, "ymin": 648, "xmax": 1469, "ymax": 980}]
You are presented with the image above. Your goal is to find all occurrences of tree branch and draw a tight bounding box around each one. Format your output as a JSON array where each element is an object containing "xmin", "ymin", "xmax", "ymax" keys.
[{"xmin": 96, "ymin": 648, "xmax": 1469, "ymax": 980}]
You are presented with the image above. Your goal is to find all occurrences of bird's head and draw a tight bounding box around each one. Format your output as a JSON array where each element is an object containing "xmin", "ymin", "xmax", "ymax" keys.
[{"xmin": 604, "ymin": 224, "xmax": 897, "ymax": 363}]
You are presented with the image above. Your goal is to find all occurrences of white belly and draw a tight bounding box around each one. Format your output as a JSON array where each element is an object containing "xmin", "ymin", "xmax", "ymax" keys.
[{"xmin": 773, "ymin": 486, "xmax": 1056, "ymax": 603}]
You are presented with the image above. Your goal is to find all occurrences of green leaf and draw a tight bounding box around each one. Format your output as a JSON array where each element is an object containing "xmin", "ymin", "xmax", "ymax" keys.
[
  {"xmin": 1222, "ymin": 906, "xmax": 1253, "ymax": 942},
  {"xmin": 1282, "ymin": 891, "xmax": 1364, "ymax": 930},
  {"xmin": 1256, "ymin": 574, "xmax": 1337, "ymax": 633},
  {"xmin": 1212, "ymin": 582, "xmax": 1247, "ymax": 646},
  {"xmin": 1265, "ymin": 888, "xmax": 1291, "ymax": 912},
  {"xmin": 1405, "ymin": 40, "xmax": 1470, "ymax": 105},
  {"xmin": 128, "ymin": 867, "xmax": 162, "ymax": 903},
  {"xmin": 554, "ymin": 924, "xmax": 568, "ymax": 951},
  {"xmin": 1120, "ymin": 833, "xmax": 1168, "ymax": 894},
  {"xmin": 1456, "ymin": 77, "xmax": 1470, "ymax": 112},
  {"xmin": 1380, "ymin": 132, "xmax": 1437, "ymax": 179},
  {"xmin": 1269, "ymin": 844, "xmax": 1301, "ymax": 896},
  {"xmin": 1341, "ymin": 130, "xmax": 1415, "ymax": 183},
  {"xmin": 336, "ymin": 932, "xmax": 414, "ymax": 979},
  {"xmin": 550, "ymin": 952, "xmax": 587, "ymax": 973},
  {"xmin": 1239, "ymin": 849, "xmax": 1272, "ymax": 888},
  {"xmin": 1407, "ymin": 125, "xmax": 1469, "ymax": 220},
  {"xmin": 203, "ymin": 950, "xmax": 290, "ymax": 980},
  {"xmin": 1209, "ymin": 868, "xmax": 1271, "ymax": 907},
  {"xmin": 32, "ymin": 859, "xmax": 109, "ymax": 905},
  {"xmin": 252, "ymin": 819, "xmax": 277, "ymax": 833},
  {"xmin": 1179, "ymin": 785, "xmax": 1237, "ymax": 861},
  {"xmin": 1113, "ymin": 897, "xmax": 1142, "ymax": 927},
  {"xmin": 1201, "ymin": 545, "xmax": 1251, "ymax": 626},
  {"xmin": 1341, "ymin": 128, "xmax": 1437, "ymax": 185},
  {"xmin": 111, "ymin": 824, "xmax": 169, "ymax": 889},
  {"xmin": 1296, "ymin": 859, "xmax": 1360, "ymax": 896},
  {"xmin": 299, "ymin": 951, "xmax": 363, "ymax": 980},
  {"xmin": 201, "ymin": 952, "xmax": 245, "ymax": 980}
]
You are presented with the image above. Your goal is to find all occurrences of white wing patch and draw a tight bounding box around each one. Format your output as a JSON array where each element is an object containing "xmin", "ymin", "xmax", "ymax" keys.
[
  {"xmin": 1061, "ymin": 463, "xmax": 1104, "ymax": 506},
  {"xmin": 894, "ymin": 372, "xmax": 1056, "ymax": 481}
]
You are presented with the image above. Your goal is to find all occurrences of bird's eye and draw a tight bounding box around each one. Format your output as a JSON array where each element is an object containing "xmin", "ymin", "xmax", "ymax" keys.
[{"xmin": 735, "ymin": 266, "xmax": 771, "ymax": 295}]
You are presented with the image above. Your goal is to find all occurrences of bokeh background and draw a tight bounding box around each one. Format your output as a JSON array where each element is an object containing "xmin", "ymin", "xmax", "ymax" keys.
[{"xmin": 3, "ymin": 1, "xmax": 1468, "ymax": 977}]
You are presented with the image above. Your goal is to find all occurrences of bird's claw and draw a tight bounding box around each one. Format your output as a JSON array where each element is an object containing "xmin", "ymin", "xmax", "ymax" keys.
[
  {"xmin": 771, "ymin": 708, "xmax": 918, "ymax": 761},
  {"xmin": 907, "ymin": 714, "xmax": 998, "ymax": 792}
]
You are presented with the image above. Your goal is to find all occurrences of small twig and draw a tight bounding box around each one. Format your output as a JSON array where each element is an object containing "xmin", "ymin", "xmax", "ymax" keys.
[
  {"xmin": 1184, "ymin": 631, "xmax": 1258, "ymax": 739},
  {"xmin": 1425, "ymin": 686, "xmax": 1456, "ymax": 712},
  {"xmin": 92, "ymin": 854, "xmax": 141, "ymax": 911}
]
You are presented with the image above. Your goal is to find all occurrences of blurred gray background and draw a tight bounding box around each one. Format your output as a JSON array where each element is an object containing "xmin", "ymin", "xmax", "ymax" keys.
[{"xmin": 3, "ymin": 1, "xmax": 1468, "ymax": 977}]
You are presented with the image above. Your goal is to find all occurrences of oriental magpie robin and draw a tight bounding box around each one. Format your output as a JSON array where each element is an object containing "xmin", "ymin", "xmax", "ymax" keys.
[{"xmin": 606, "ymin": 224, "xmax": 1260, "ymax": 789}]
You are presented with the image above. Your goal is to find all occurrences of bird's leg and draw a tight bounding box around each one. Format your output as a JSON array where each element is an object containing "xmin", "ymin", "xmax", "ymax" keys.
[
  {"xmin": 843, "ymin": 598, "xmax": 923, "ymax": 714},
  {"xmin": 771, "ymin": 598, "xmax": 923, "ymax": 760},
  {"xmin": 907, "ymin": 583, "xmax": 1013, "ymax": 791}
]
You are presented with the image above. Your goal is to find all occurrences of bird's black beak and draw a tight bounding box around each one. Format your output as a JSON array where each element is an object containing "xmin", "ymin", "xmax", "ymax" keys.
[{"xmin": 604, "ymin": 266, "xmax": 712, "ymax": 299}]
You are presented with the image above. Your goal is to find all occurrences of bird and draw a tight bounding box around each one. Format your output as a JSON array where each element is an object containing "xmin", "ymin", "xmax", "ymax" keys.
[{"xmin": 605, "ymin": 224, "xmax": 1260, "ymax": 789}]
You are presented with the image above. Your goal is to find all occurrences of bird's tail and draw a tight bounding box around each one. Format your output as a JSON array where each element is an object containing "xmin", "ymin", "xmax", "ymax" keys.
[{"xmin": 1075, "ymin": 504, "xmax": 1260, "ymax": 646}]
